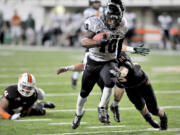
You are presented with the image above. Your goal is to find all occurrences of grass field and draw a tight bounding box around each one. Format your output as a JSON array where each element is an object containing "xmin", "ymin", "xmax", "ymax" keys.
[{"xmin": 0, "ymin": 46, "xmax": 180, "ymax": 135}]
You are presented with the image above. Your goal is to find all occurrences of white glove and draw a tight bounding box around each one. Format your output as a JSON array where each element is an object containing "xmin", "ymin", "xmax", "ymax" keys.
[{"xmin": 10, "ymin": 113, "xmax": 21, "ymax": 120}]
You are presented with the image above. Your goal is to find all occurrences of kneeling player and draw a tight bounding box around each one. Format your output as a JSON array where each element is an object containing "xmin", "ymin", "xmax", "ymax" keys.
[
  {"xmin": 0, "ymin": 73, "xmax": 55, "ymax": 120},
  {"xmin": 110, "ymin": 52, "xmax": 168, "ymax": 130}
]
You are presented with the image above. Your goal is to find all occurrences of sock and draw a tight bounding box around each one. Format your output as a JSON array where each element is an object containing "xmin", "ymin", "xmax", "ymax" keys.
[
  {"xmin": 76, "ymin": 94, "xmax": 87, "ymax": 116},
  {"xmin": 72, "ymin": 72, "xmax": 79, "ymax": 80},
  {"xmin": 112, "ymin": 100, "xmax": 120, "ymax": 107},
  {"xmin": 98, "ymin": 87, "xmax": 112, "ymax": 108}
]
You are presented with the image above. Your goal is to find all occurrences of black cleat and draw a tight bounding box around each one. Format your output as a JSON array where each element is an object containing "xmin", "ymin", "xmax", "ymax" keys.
[
  {"xmin": 110, "ymin": 104, "xmax": 121, "ymax": 122},
  {"xmin": 148, "ymin": 119, "xmax": 160, "ymax": 129},
  {"xmin": 160, "ymin": 113, "xmax": 168, "ymax": 130},
  {"xmin": 97, "ymin": 107, "xmax": 111, "ymax": 125},
  {"xmin": 144, "ymin": 113, "xmax": 160, "ymax": 128},
  {"xmin": 106, "ymin": 112, "xmax": 111, "ymax": 125},
  {"xmin": 72, "ymin": 111, "xmax": 85, "ymax": 129},
  {"xmin": 40, "ymin": 101, "xmax": 55, "ymax": 109},
  {"xmin": 72, "ymin": 78, "xmax": 77, "ymax": 90}
]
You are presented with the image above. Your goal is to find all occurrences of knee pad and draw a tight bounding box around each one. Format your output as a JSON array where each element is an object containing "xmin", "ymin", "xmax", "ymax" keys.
[
  {"xmin": 104, "ymin": 80, "xmax": 115, "ymax": 88},
  {"xmin": 80, "ymin": 89, "xmax": 89, "ymax": 98}
]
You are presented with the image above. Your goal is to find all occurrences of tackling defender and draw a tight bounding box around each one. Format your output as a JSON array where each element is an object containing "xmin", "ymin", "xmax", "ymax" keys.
[
  {"xmin": 109, "ymin": 52, "xmax": 168, "ymax": 130},
  {"xmin": 0, "ymin": 73, "xmax": 55, "ymax": 120}
]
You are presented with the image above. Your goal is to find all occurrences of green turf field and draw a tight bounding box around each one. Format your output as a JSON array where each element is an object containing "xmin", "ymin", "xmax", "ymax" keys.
[{"xmin": 0, "ymin": 47, "xmax": 180, "ymax": 135}]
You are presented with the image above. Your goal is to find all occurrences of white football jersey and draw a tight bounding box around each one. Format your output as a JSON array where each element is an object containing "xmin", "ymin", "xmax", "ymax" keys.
[
  {"xmin": 83, "ymin": 7, "xmax": 103, "ymax": 19},
  {"xmin": 158, "ymin": 15, "xmax": 172, "ymax": 30},
  {"xmin": 84, "ymin": 16, "xmax": 128, "ymax": 62}
]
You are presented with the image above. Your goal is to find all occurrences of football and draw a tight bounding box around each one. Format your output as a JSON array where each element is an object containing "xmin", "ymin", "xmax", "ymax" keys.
[{"xmin": 93, "ymin": 32, "xmax": 110, "ymax": 42}]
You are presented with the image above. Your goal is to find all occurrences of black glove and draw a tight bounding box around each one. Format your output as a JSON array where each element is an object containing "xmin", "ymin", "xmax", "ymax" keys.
[
  {"xmin": 134, "ymin": 44, "xmax": 150, "ymax": 56},
  {"xmin": 96, "ymin": 34, "xmax": 110, "ymax": 47}
]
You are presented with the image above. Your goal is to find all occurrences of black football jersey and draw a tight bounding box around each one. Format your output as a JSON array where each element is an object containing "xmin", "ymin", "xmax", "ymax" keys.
[
  {"xmin": 116, "ymin": 53, "xmax": 148, "ymax": 88},
  {"xmin": 2, "ymin": 85, "xmax": 38, "ymax": 115}
]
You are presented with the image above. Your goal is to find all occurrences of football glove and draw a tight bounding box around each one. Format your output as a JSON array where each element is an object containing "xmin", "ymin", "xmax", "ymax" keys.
[
  {"xmin": 134, "ymin": 44, "xmax": 150, "ymax": 56},
  {"xmin": 10, "ymin": 113, "xmax": 21, "ymax": 120},
  {"xmin": 96, "ymin": 34, "xmax": 111, "ymax": 46},
  {"xmin": 109, "ymin": 62, "xmax": 121, "ymax": 78}
]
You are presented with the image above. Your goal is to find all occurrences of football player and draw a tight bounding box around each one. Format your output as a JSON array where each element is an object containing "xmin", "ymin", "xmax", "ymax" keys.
[
  {"xmin": 71, "ymin": 0, "xmax": 103, "ymax": 89},
  {"xmin": 109, "ymin": 52, "xmax": 168, "ymax": 130},
  {"xmin": 60, "ymin": 1, "xmax": 149, "ymax": 129},
  {"xmin": 0, "ymin": 73, "xmax": 55, "ymax": 120}
]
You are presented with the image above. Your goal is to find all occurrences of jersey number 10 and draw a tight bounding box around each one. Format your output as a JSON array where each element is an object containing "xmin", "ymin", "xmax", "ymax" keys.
[{"xmin": 99, "ymin": 39, "xmax": 117, "ymax": 53}]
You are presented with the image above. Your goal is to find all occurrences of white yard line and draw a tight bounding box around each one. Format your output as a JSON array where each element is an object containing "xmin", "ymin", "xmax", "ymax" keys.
[
  {"xmin": 0, "ymin": 82, "xmax": 70, "ymax": 86},
  {"xmin": 34, "ymin": 128, "xmax": 180, "ymax": 135},
  {"xmin": 1, "ymin": 80, "xmax": 180, "ymax": 87},
  {"xmin": 45, "ymin": 90, "xmax": 180, "ymax": 97},
  {"xmin": 0, "ymin": 90, "xmax": 179, "ymax": 97},
  {"xmin": 48, "ymin": 122, "xmax": 87, "ymax": 125},
  {"xmin": 15, "ymin": 119, "xmax": 52, "ymax": 122},
  {"xmin": 0, "ymin": 68, "xmax": 56, "ymax": 72},
  {"xmin": 0, "ymin": 74, "xmax": 57, "ymax": 78},
  {"xmin": 87, "ymin": 125, "xmax": 126, "ymax": 129},
  {"xmin": 47, "ymin": 106, "xmax": 180, "ymax": 113}
]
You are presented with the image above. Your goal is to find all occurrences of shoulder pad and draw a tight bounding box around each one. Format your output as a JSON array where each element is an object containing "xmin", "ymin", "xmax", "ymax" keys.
[
  {"xmin": 84, "ymin": 16, "xmax": 104, "ymax": 34},
  {"xmin": 3, "ymin": 85, "xmax": 18, "ymax": 100}
]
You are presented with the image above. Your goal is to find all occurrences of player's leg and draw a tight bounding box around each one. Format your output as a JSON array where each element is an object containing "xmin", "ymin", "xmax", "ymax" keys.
[
  {"xmin": 72, "ymin": 58, "xmax": 101, "ymax": 129},
  {"xmin": 110, "ymin": 87, "xmax": 125, "ymax": 122},
  {"xmin": 142, "ymin": 80, "xmax": 168, "ymax": 130},
  {"xmin": 126, "ymin": 87, "xmax": 160, "ymax": 128},
  {"xmin": 72, "ymin": 72, "xmax": 80, "ymax": 89},
  {"xmin": 25, "ymin": 102, "xmax": 46, "ymax": 116},
  {"xmin": 98, "ymin": 62, "xmax": 116, "ymax": 124}
]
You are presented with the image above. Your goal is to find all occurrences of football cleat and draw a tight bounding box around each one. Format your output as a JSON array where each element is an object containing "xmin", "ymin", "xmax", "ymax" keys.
[
  {"xmin": 144, "ymin": 113, "xmax": 160, "ymax": 128},
  {"xmin": 148, "ymin": 119, "xmax": 160, "ymax": 129},
  {"xmin": 72, "ymin": 111, "xmax": 85, "ymax": 129},
  {"xmin": 97, "ymin": 107, "xmax": 111, "ymax": 125},
  {"xmin": 56, "ymin": 67, "xmax": 68, "ymax": 75},
  {"xmin": 110, "ymin": 104, "xmax": 121, "ymax": 122},
  {"xmin": 71, "ymin": 78, "xmax": 77, "ymax": 90},
  {"xmin": 40, "ymin": 101, "xmax": 55, "ymax": 109},
  {"xmin": 160, "ymin": 113, "xmax": 168, "ymax": 130}
]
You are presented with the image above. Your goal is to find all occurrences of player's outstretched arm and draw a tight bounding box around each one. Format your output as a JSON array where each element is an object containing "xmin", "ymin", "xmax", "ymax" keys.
[
  {"xmin": 57, "ymin": 63, "xmax": 85, "ymax": 75},
  {"xmin": 0, "ymin": 97, "xmax": 21, "ymax": 120},
  {"xmin": 122, "ymin": 44, "xmax": 150, "ymax": 56}
]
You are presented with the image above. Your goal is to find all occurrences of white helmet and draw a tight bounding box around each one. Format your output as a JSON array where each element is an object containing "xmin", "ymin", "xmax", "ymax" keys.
[{"xmin": 18, "ymin": 73, "xmax": 36, "ymax": 97}]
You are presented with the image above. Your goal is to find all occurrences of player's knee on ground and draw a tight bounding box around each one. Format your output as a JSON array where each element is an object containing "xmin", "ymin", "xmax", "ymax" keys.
[{"xmin": 28, "ymin": 102, "xmax": 46, "ymax": 116}]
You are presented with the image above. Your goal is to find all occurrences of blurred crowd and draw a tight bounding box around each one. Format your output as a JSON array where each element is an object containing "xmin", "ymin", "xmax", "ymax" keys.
[
  {"xmin": 0, "ymin": 9, "xmax": 180, "ymax": 50},
  {"xmin": 0, "ymin": 10, "xmax": 84, "ymax": 47}
]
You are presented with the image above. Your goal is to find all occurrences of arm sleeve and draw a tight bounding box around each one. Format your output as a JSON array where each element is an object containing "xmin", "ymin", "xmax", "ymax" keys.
[{"xmin": 36, "ymin": 88, "xmax": 45, "ymax": 100}]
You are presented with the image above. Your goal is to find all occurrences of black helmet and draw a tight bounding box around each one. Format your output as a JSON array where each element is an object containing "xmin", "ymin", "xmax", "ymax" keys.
[
  {"xmin": 108, "ymin": 0, "xmax": 125, "ymax": 12},
  {"xmin": 103, "ymin": 3, "xmax": 123, "ymax": 30}
]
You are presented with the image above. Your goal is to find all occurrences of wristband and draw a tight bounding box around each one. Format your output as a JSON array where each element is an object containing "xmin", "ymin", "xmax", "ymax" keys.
[
  {"xmin": 1, "ymin": 112, "xmax": 11, "ymax": 119},
  {"xmin": 126, "ymin": 46, "xmax": 135, "ymax": 53}
]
